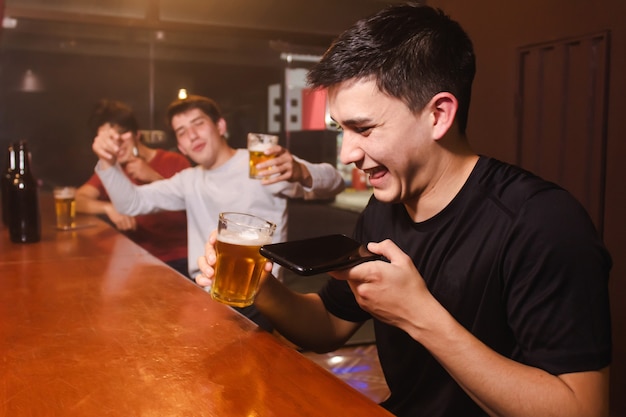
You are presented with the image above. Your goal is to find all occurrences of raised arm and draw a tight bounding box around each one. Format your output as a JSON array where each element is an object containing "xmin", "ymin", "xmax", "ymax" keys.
[{"xmin": 254, "ymin": 145, "xmax": 345, "ymax": 200}]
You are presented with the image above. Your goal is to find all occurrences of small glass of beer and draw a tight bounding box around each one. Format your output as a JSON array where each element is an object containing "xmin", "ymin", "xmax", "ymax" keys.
[
  {"xmin": 247, "ymin": 133, "xmax": 279, "ymax": 179},
  {"xmin": 211, "ymin": 212, "xmax": 276, "ymax": 307},
  {"xmin": 53, "ymin": 186, "xmax": 77, "ymax": 230}
]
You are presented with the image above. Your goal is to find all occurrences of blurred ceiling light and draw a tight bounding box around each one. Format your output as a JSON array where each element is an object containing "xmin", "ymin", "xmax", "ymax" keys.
[
  {"xmin": 60, "ymin": 40, "xmax": 77, "ymax": 49},
  {"xmin": 178, "ymin": 88, "xmax": 188, "ymax": 99},
  {"xmin": 155, "ymin": 30, "xmax": 165, "ymax": 41},
  {"xmin": 19, "ymin": 69, "xmax": 45, "ymax": 93},
  {"xmin": 2, "ymin": 17, "xmax": 18, "ymax": 29}
]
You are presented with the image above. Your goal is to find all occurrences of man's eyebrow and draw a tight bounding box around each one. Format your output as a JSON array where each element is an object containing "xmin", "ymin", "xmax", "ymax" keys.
[
  {"xmin": 189, "ymin": 115, "xmax": 205, "ymax": 123},
  {"xmin": 174, "ymin": 115, "xmax": 204, "ymax": 132},
  {"xmin": 341, "ymin": 117, "xmax": 374, "ymax": 126}
]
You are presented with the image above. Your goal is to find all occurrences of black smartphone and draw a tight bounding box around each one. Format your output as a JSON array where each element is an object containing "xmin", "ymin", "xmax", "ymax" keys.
[{"xmin": 259, "ymin": 234, "xmax": 384, "ymax": 276}]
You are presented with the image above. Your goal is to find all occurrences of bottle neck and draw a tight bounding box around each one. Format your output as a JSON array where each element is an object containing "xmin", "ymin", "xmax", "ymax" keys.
[
  {"xmin": 16, "ymin": 144, "xmax": 30, "ymax": 175},
  {"xmin": 4, "ymin": 145, "xmax": 16, "ymax": 173}
]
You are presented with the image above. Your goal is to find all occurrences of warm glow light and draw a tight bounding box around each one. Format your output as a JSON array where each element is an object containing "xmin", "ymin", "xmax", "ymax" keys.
[
  {"xmin": 178, "ymin": 88, "xmax": 188, "ymax": 99},
  {"xmin": 20, "ymin": 69, "xmax": 45, "ymax": 92},
  {"xmin": 328, "ymin": 355, "xmax": 344, "ymax": 365},
  {"xmin": 2, "ymin": 17, "xmax": 18, "ymax": 29}
]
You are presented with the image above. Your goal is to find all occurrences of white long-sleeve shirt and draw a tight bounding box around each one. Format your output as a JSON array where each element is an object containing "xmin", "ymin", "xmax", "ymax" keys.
[{"xmin": 96, "ymin": 149, "xmax": 345, "ymax": 277}]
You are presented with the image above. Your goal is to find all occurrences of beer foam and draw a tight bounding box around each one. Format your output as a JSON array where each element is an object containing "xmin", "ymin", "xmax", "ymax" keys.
[
  {"xmin": 249, "ymin": 143, "xmax": 272, "ymax": 152},
  {"xmin": 218, "ymin": 230, "xmax": 272, "ymax": 246},
  {"xmin": 54, "ymin": 188, "xmax": 75, "ymax": 199}
]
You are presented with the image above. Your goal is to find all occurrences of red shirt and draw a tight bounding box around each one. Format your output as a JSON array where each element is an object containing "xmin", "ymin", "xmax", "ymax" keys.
[{"xmin": 86, "ymin": 149, "xmax": 189, "ymax": 263}]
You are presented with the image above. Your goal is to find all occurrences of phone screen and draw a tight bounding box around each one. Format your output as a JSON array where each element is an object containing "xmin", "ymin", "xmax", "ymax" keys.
[{"xmin": 259, "ymin": 234, "xmax": 383, "ymax": 276}]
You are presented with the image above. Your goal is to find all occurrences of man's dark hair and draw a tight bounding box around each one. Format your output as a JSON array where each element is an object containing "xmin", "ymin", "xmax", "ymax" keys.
[
  {"xmin": 307, "ymin": 3, "xmax": 475, "ymax": 134},
  {"xmin": 165, "ymin": 95, "xmax": 223, "ymax": 129},
  {"xmin": 88, "ymin": 99, "xmax": 139, "ymax": 136}
]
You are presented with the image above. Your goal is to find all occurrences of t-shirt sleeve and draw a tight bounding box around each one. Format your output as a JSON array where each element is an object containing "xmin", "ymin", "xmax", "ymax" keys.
[{"xmin": 503, "ymin": 188, "xmax": 612, "ymax": 374}]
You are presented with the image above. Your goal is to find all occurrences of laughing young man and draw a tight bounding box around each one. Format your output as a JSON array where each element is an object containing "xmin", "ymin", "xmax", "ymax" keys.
[{"xmin": 197, "ymin": 4, "xmax": 611, "ymax": 417}]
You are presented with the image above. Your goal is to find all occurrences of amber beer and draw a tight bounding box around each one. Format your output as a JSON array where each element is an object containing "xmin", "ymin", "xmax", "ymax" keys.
[
  {"xmin": 211, "ymin": 212, "xmax": 276, "ymax": 307},
  {"xmin": 248, "ymin": 149, "xmax": 275, "ymax": 179},
  {"xmin": 247, "ymin": 133, "xmax": 279, "ymax": 179},
  {"xmin": 53, "ymin": 186, "xmax": 76, "ymax": 230}
]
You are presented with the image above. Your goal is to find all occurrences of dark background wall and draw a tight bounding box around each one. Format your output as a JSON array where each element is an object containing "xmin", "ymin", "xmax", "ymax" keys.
[{"xmin": 0, "ymin": 49, "xmax": 283, "ymax": 188}]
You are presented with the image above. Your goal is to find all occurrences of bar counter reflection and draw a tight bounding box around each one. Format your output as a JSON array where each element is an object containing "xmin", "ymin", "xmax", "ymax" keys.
[{"xmin": 0, "ymin": 193, "xmax": 392, "ymax": 417}]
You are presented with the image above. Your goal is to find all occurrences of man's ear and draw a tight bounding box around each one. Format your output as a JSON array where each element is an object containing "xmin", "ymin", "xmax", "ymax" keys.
[
  {"xmin": 429, "ymin": 92, "xmax": 458, "ymax": 140},
  {"xmin": 216, "ymin": 118, "xmax": 228, "ymax": 137}
]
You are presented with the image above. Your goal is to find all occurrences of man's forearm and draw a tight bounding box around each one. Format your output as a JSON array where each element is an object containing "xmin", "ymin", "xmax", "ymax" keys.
[
  {"xmin": 95, "ymin": 161, "xmax": 140, "ymax": 215},
  {"xmin": 407, "ymin": 303, "xmax": 609, "ymax": 417},
  {"xmin": 254, "ymin": 276, "xmax": 357, "ymax": 353},
  {"xmin": 299, "ymin": 160, "xmax": 346, "ymax": 199},
  {"xmin": 75, "ymin": 195, "xmax": 112, "ymax": 215}
]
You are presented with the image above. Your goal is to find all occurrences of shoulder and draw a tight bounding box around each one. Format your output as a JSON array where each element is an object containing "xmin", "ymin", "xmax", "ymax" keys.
[
  {"xmin": 154, "ymin": 148, "xmax": 190, "ymax": 164},
  {"xmin": 471, "ymin": 157, "xmax": 573, "ymax": 219},
  {"xmin": 234, "ymin": 148, "xmax": 249, "ymax": 160},
  {"xmin": 472, "ymin": 158, "xmax": 610, "ymax": 271},
  {"xmin": 471, "ymin": 156, "xmax": 601, "ymax": 238},
  {"xmin": 150, "ymin": 149, "xmax": 192, "ymax": 176},
  {"xmin": 476, "ymin": 157, "xmax": 556, "ymax": 199}
]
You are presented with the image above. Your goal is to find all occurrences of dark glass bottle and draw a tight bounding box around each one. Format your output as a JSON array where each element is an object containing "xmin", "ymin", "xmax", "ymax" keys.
[
  {"xmin": 8, "ymin": 141, "xmax": 41, "ymax": 243},
  {"xmin": 1, "ymin": 143, "xmax": 16, "ymax": 226}
]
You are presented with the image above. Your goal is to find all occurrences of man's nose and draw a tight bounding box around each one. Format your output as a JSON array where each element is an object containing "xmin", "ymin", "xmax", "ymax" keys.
[
  {"xmin": 188, "ymin": 126, "xmax": 200, "ymax": 140},
  {"xmin": 339, "ymin": 132, "xmax": 364, "ymax": 166}
]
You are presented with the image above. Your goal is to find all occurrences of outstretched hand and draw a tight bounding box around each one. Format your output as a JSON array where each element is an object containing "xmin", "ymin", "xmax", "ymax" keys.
[{"xmin": 92, "ymin": 123, "xmax": 123, "ymax": 166}]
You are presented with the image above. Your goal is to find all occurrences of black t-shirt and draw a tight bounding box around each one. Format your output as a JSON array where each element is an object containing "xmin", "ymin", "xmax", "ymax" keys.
[{"xmin": 319, "ymin": 157, "xmax": 612, "ymax": 417}]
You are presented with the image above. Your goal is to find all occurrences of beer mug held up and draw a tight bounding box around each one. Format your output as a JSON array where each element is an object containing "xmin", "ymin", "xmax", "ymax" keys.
[
  {"xmin": 211, "ymin": 212, "xmax": 276, "ymax": 307},
  {"xmin": 247, "ymin": 133, "xmax": 279, "ymax": 179}
]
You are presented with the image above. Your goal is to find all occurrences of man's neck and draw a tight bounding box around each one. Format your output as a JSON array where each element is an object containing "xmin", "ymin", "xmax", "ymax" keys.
[
  {"xmin": 136, "ymin": 144, "xmax": 157, "ymax": 162},
  {"xmin": 203, "ymin": 146, "xmax": 237, "ymax": 171},
  {"xmin": 405, "ymin": 153, "xmax": 479, "ymax": 223}
]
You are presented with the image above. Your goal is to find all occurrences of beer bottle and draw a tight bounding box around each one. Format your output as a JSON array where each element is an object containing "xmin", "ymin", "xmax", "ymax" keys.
[
  {"xmin": 1, "ymin": 143, "xmax": 16, "ymax": 226},
  {"xmin": 8, "ymin": 141, "xmax": 41, "ymax": 243}
]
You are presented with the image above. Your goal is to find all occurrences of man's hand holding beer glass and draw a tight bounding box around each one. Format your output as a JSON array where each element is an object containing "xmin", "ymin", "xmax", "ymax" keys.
[
  {"xmin": 247, "ymin": 133, "xmax": 313, "ymax": 187},
  {"xmin": 207, "ymin": 212, "xmax": 276, "ymax": 307},
  {"xmin": 256, "ymin": 146, "xmax": 312, "ymax": 187},
  {"xmin": 196, "ymin": 229, "xmax": 274, "ymax": 290}
]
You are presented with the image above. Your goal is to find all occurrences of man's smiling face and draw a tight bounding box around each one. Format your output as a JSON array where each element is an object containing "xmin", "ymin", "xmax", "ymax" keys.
[{"xmin": 329, "ymin": 78, "xmax": 436, "ymax": 206}]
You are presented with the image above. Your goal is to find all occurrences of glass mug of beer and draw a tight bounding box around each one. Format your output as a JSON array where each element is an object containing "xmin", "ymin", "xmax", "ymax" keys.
[
  {"xmin": 247, "ymin": 133, "xmax": 279, "ymax": 179},
  {"xmin": 211, "ymin": 212, "xmax": 276, "ymax": 307},
  {"xmin": 53, "ymin": 186, "xmax": 77, "ymax": 230}
]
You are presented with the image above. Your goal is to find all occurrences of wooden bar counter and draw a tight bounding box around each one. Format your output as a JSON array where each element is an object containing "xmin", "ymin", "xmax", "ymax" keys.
[{"xmin": 0, "ymin": 195, "xmax": 392, "ymax": 417}]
